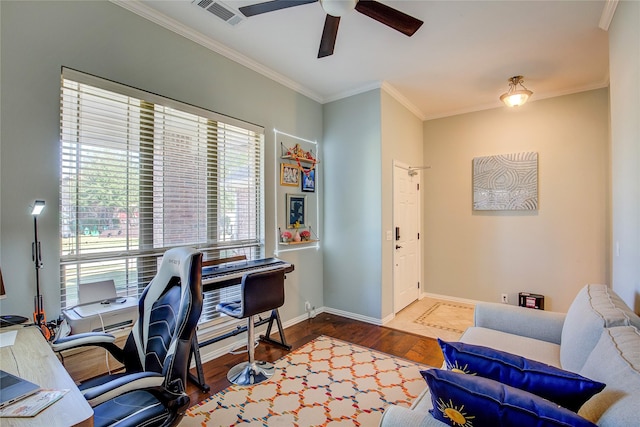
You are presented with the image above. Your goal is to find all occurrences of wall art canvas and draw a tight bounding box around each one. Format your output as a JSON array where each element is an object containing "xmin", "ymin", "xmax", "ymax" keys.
[
  {"xmin": 301, "ymin": 169, "xmax": 315, "ymax": 192},
  {"xmin": 473, "ymin": 152, "xmax": 538, "ymax": 211},
  {"xmin": 280, "ymin": 163, "xmax": 300, "ymax": 186},
  {"xmin": 286, "ymin": 193, "xmax": 306, "ymax": 228}
]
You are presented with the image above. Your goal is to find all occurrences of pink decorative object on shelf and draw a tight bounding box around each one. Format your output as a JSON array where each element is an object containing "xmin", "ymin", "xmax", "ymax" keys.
[{"xmin": 281, "ymin": 231, "xmax": 292, "ymax": 242}]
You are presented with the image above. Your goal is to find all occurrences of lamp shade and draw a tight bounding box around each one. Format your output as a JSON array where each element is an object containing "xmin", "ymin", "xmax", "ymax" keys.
[
  {"xmin": 500, "ymin": 76, "xmax": 533, "ymax": 107},
  {"xmin": 500, "ymin": 89, "xmax": 533, "ymax": 107},
  {"xmin": 31, "ymin": 200, "xmax": 45, "ymax": 216}
]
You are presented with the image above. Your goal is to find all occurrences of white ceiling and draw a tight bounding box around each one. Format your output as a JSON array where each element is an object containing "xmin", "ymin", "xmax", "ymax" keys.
[{"xmin": 117, "ymin": 0, "xmax": 610, "ymax": 120}]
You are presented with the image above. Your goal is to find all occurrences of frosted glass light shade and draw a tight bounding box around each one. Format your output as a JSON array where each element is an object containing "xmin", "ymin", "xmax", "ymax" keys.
[
  {"xmin": 500, "ymin": 76, "xmax": 533, "ymax": 107},
  {"xmin": 500, "ymin": 89, "xmax": 533, "ymax": 107}
]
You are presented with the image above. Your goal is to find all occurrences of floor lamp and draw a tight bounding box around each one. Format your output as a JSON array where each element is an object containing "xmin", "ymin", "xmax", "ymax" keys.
[{"xmin": 31, "ymin": 200, "xmax": 49, "ymax": 338}]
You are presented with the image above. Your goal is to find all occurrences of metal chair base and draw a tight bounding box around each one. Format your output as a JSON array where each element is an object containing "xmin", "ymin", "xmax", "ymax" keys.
[{"xmin": 227, "ymin": 360, "xmax": 275, "ymax": 385}]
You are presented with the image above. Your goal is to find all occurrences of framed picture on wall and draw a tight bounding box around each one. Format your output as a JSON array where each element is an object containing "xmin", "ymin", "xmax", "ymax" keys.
[
  {"xmin": 472, "ymin": 152, "xmax": 538, "ymax": 210},
  {"xmin": 286, "ymin": 194, "xmax": 306, "ymax": 228},
  {"xmin": 280, "ymin": 164, "xmax": 300, "ymax": 186},
  {"xmin": 301, "ymin": 169, "xmax": 315, "ymax": 192}
]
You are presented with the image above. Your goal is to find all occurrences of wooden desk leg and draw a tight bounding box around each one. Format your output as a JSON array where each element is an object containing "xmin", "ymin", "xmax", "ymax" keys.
[
  {"xmin": 259, "ymin": 308, "xmax": 292, "ymax": 350},
  {"xmin": 188, "ymin": 334, "xmax": 210, "ymax": 392}
]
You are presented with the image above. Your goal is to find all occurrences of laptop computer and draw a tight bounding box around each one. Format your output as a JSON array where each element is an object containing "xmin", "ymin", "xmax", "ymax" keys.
[
  {"xmin": 0, "ymin": 370, "xmax": 40, "ymax": 409},
  {"xmin": 78, "ymin": 279, "xmax": 117, "ymax": 305}
]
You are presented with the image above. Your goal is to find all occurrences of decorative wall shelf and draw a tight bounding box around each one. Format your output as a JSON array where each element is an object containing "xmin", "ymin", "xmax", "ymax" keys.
[
  {"xmin": 280, "ymin": 239, "xmax": 318, "ymax": 246},
  {"xmin": 281, "ymin": 155, "xmax": 319, "ymax": 164},
  {"xmin": 275, "ymin": 130, "xmax": 320, "ymax": 253}
]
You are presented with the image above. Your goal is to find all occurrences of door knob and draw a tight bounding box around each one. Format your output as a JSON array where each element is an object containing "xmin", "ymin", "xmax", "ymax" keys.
[{"xmin": 395, "ymin": 245, "xmax": 402, "ymax": 249}]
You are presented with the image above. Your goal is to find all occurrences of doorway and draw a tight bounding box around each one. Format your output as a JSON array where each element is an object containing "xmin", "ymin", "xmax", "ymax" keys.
[{"xmin": 393, "ymin": 161, "xmax": 421, "ymax": 314}]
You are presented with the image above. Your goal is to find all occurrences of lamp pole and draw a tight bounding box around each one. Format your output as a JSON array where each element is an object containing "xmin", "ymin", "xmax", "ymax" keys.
[
  {"xmin": 33, "ymin": 215, "xmax": 44, "ymax": 326},
  {"xmin": 31, "ymin": 200, "xmax": 47, "ymax": 336}
]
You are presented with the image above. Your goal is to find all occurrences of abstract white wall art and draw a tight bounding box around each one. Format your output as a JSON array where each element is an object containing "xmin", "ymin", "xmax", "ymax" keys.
[{"xmin": 473, "ymin": 152, "xmax": 538, "ymax": 211}]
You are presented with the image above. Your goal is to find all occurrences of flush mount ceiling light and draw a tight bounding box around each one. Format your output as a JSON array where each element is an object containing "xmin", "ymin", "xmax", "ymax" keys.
[{"xmin": 500, "ymin": 76, "xmax": 533, "ymax": 107}]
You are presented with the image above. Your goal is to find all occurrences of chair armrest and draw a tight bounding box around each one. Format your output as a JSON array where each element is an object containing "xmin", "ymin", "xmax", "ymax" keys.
[
  {"xmin": 380, "ymin": 405, "xmax": 447, "ymax": 427},
  {"xmin": 83, "ymin": 371, "xmax": 165, "ymax": 407},
  {"xmin": 474, "ymin": 302, "xmax": 566, "ymax": 344},
  {"xmin": 52, "ymin": 332, "xmax": 115, "ymax": 351},
  {"xmin": 51, "ymin": 332, "xmax": 124, "ymax": 361}
]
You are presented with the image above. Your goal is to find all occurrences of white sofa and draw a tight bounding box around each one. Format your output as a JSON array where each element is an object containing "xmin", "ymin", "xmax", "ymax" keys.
[{"xmin": 380, "ymin": 284, "xmax": 640, "ymax": 427}]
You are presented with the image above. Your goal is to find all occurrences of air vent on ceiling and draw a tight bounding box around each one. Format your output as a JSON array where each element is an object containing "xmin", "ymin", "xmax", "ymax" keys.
[{"xmin": 193, "ymin": 0, "xmax": 245, "ymax": 26}]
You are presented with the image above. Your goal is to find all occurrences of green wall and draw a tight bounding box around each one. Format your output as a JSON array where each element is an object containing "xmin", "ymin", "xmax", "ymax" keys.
[
  {"xmin": 322, "ymin": 88, "xmax": 424, "ymax": 321},
  {"xmin": 0, "ymin": 1, "xmax": 323, "ymax": 324},
  {"xmin": 323, "ymin": 90, "xmax": 382, "ymax": 320}
]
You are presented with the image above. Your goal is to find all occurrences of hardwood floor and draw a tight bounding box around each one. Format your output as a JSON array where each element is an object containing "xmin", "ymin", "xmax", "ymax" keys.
[{"xmin": 185, "ymin": 312, "xmax": 444, "ymax": 405}]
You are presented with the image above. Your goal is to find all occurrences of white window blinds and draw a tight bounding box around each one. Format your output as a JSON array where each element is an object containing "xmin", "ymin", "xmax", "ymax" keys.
[{"xmin": 59, "ymin": 68, "xmax": 264, "ymax": 323}]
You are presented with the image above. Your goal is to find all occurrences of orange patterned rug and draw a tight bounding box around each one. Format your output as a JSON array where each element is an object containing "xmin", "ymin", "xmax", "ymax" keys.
[{"xmin": 183, "ymin": 336, "xmax": 429, "ymax": 426}]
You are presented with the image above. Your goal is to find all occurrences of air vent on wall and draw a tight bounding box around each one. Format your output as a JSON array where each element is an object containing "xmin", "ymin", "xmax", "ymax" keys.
[{"xmin": 192, "ymin": 0, "xmax": 245, "ymax": 26}]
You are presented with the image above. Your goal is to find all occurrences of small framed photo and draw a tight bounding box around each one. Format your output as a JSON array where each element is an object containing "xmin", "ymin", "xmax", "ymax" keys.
[
  {"xmin": 301, "ymin": 169, "xmax": 315, "ymax": 193},
  {"xmin": 280, "ymin": 163, "xmax": 300, "ymax": 187},
  {"xmin": 286, "ymin": 194, "xmax": 306, "ymax": 229}
]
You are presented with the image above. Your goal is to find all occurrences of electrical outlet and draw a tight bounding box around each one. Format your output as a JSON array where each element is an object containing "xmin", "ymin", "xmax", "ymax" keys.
[
  {"xmin": 501, "ymin": 294, "xmax": 508, "ymax": 304},
  {"xmin": 305, "ymin": 301, "xmax": 311, "ymax": 311}
]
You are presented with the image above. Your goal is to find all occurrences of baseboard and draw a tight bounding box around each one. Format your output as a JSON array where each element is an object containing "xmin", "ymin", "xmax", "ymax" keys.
[
  {"xmin": 322, "ymin": 306, "xmax": 384, "ymax": 326},
  {"xmin": 421, "ymin": 292, "xmax": 480, "ymax": 306},
  {"xmin": 195, "ymin": 307, "xmax": 328, "ymax": 365},
  {"xmin": 195, "ymin": 297, "xmax": 480, "ymax": 365},
  {"xmin": 194, "ymin": 305, "xmax": 394, "ymax": 365},
  {"xmin": 381, "ymin": 312, "xmax": 395, "ymax": 324}
]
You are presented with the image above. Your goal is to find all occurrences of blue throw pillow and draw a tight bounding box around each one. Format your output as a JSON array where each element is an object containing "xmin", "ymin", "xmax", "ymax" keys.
[
  {"xmin": 438, "ymin": 339, "xmax": 605, "ymax": 412},
  {"xmin": 422, "ymin": 369, "xmax": 598, "ymax": 427}
]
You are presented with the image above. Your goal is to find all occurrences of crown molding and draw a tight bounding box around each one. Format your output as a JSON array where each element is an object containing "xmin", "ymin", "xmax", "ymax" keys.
[
  {"xmin": 598, "ymin": 0, "xmax": 619, "ymax": 31},
  {"xmin": 110, "ymin": 0, "xmax": 324, "ymax": 104},
  {"xmin": 322, "ymin": 81, "xmax": 382, "ymax": 104},
  {"xmin": 323, "ymin": 81, "xmax": 426, "ymax": 120},
  {"xmin": 380, "ymin": 82, "xmax": 426, "ymax": 120},
  {"xmin": 422, "ymin": 78, "xmax": 610, "ymax": 121}
]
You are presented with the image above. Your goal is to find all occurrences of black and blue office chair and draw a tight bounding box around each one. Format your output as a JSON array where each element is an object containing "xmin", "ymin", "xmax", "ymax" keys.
[
  {"xmin": 52, "ymin": 246, "xmax": 203, "ymax": 427},
  {"xmin": 216, "ymin": 268, "xmax": 285, "ymax": 386}
]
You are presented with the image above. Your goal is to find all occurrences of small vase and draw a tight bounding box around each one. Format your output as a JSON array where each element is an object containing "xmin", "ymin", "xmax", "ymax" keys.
[{"xmin": 293, "ymin": 230, "xmax": 301, "ymax": 242}]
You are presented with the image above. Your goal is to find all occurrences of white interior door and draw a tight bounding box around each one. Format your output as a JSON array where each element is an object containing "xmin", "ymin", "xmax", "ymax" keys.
[{"xmin": 393, "ymin": 162, "xmax": 420, "ymax": 313}]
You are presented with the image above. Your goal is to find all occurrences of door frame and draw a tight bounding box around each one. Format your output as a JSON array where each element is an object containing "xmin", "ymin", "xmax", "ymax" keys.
[{"xmin": 392, "ymin": 160, "xmax": 422, "ymax": 314}]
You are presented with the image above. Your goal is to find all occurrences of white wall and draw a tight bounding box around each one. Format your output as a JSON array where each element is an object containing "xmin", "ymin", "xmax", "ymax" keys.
[
  {"xmin": 609, "ymin": 0, "xmax": 640, "ymax": 311},
  {"xmin": 422, "ymin": 89, "xmax": 610, "ymax": 311},
  {"xmin": 0, "ymin": 1, "xmax": 323, "ymax": 327}
]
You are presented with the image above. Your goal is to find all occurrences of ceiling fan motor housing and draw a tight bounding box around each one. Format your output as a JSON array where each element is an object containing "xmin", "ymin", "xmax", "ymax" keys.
[{"xmin": 320, "ymin": 0, "xmax": 357, "ymax": 17}]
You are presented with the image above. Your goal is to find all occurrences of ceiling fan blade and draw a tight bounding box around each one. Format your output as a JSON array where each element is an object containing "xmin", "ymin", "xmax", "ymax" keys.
[
  {"xmin": 318, "ymin": 15, "xmax": 340, "ymax": 58},
  {"xmin": 355, "ymin": 0, "xmax": 423, "ymax": 37},
  {"xmin": 239, "ymin": 0, "xmax": 317, "ymax": 17}
]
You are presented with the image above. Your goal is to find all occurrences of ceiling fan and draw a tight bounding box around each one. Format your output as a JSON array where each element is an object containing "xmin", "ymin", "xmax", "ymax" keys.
[{"xmin": 238, "ymin": 0, "xmax": 423, "ymax": 58}]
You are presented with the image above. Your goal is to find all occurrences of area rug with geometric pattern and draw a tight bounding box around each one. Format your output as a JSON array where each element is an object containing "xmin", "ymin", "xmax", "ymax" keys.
[{"xmin": 182, "ymin": 335, "xmax": 429, "ymax": 426}]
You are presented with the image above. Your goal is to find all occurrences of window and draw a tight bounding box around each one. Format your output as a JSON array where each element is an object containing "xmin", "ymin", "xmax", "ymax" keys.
[{"xmin": 60, "ymin": 68, "xmax": 264, "ymax": 324}]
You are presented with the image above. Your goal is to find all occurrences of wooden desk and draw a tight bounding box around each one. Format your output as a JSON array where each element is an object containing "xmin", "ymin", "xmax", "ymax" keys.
[{"xmin": 0, "ymin": 326, "xmax": 93, "ymax": 426}]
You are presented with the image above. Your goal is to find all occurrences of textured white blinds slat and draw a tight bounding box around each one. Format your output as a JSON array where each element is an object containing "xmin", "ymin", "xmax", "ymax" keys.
[{"xmin": 59, "ymin": 68, "xmax": 264, "ymax": 323}]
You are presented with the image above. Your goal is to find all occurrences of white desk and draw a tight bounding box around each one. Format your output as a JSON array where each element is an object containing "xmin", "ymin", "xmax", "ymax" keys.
[{"xmin": 0, "ymin": 326, "xmax": 93, "ymax": 426}]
